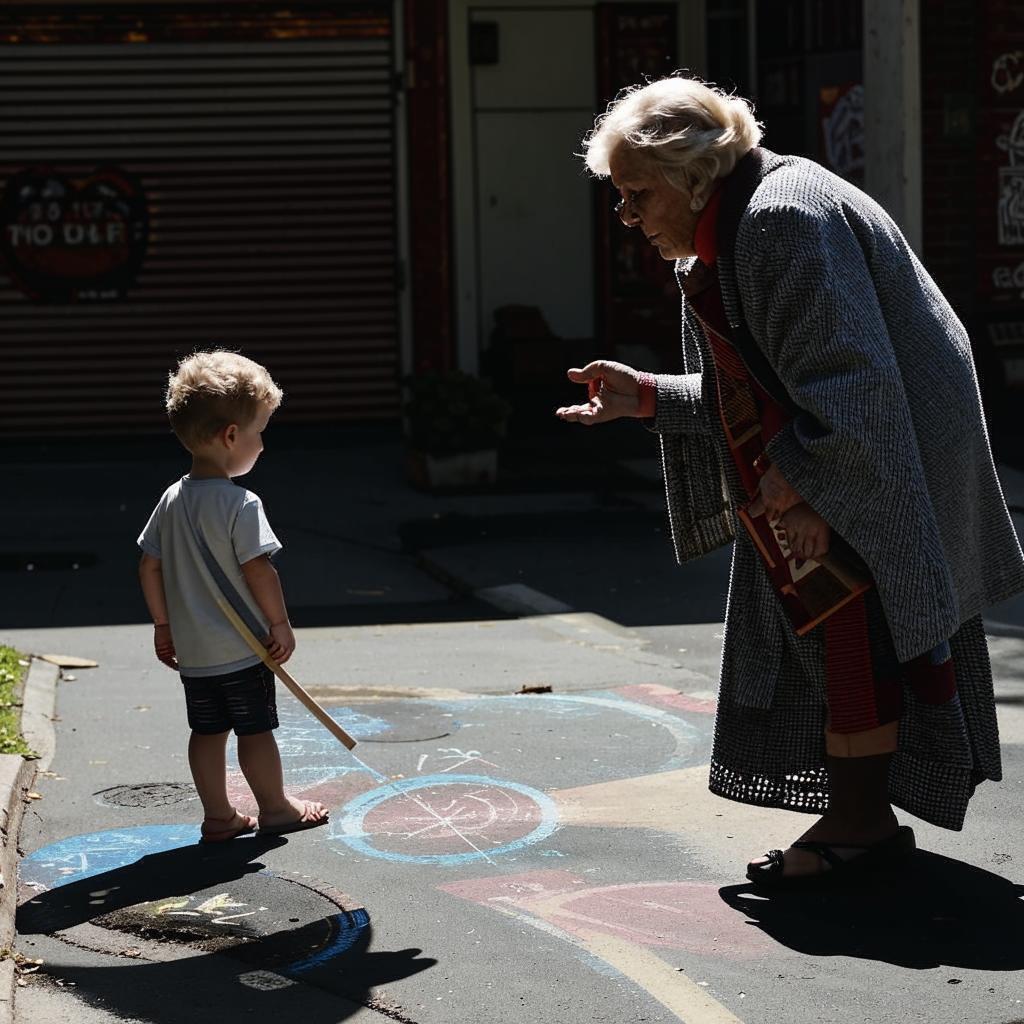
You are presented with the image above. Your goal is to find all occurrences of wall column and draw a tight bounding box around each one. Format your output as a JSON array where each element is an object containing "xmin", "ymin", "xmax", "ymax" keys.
[{"xmin": 864, "ymin": 0, "xmax": 922, "ymax": 253}]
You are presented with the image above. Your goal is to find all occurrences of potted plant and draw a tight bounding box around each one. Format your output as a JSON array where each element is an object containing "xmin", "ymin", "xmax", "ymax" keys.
[{"xmin": 402, "ymin": 370, "xmax": 513, "ymax": 490}]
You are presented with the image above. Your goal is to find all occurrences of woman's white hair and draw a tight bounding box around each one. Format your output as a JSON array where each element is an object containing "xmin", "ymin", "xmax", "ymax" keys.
[{"xmin": 582, "ymin": 76, "xmax": 763, "ymax": 201}]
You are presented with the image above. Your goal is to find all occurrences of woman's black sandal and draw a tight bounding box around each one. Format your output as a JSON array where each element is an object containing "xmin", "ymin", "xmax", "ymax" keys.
[{"xmin": 745, "ymin": 825, "xmax": 916, "ymax": 889}]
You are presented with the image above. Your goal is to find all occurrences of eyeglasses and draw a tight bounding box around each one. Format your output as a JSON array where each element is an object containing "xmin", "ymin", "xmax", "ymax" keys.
[{"xmin": 613, "ymin": 191, "xmax": 643, "ymax": 220}]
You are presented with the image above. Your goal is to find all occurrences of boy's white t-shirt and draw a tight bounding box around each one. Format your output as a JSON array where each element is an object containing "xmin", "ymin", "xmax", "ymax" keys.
[{"xmin": 138, "ymin": 476, "xmax": 282, "ymax": 677}]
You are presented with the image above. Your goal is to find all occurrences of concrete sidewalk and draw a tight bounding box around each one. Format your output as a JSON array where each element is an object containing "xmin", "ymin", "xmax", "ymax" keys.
[
  {"xmin": 986, "ymin": 462, "xmax": 1024, "ymax": 637},
  {"xmin": 3, "ymin": 425, "xmax": 1021, "ymax": 635},
  {"xmin": 3, "ymin": 430, "xmax": 1024, "ymax": 1024}
]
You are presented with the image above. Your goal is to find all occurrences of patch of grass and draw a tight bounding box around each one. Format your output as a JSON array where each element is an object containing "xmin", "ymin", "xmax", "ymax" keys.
[{"xmin": 0, "ymin": 646, "xmax": 34, "ymax": 757}]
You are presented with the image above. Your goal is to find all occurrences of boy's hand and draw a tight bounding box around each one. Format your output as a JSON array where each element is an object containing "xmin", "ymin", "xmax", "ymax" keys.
[
  {"xmin": 153, "ymin": 624, "xmax": 178, "ymax": 670},
  {"xmin": 264, "ymin": 621, "xmax": 295, "ymax": 664}
]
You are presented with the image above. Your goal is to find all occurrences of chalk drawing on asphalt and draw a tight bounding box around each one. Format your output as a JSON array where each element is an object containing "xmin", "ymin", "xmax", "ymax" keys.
[
  {"xmin": 226, "ymin": 700, "xmax": 391, "ymax": 792},
  {"xmin": 333, "ymin": 774, "xmax": 559, "ymax": 865},
  {"xmin": 21, "ymin": 825, "xmax": 199, "ymax": 891},
  {"xmin": 433, "ymin": 748, "xmax": 500, "ymax": 773},
  {"xmin": 482, "ymin": 692, "xmax": 703, "ymax": 770},
  {"xmin": 441, "ymin": 871, "xmax": 763, "ymax": 1022},
  {"xmin": 21, "ymin": 826, "xmax": 371, "ymax": 981},
  {"xmin": 152, "ymin": 891, "xmax": 258, "ymax": 925}
]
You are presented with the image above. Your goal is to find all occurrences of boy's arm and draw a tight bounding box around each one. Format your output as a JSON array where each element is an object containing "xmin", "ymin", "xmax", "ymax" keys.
[
  {"xmin": 240, "ymin": 554, "xmax": 295, "ymax": 664},
  {"xmin": 138, "ymin": 554, "xmax": 177, "ymax": 669}
]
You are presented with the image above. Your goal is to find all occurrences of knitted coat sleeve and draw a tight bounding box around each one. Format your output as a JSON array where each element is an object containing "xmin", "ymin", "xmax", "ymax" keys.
[
  {"xmin": 651, "ymin": 300, "xmax": 711, "ymax": 435},
  {"xmin": 650, "ymin": 268, "xmax": 735, "ymax": 563}
]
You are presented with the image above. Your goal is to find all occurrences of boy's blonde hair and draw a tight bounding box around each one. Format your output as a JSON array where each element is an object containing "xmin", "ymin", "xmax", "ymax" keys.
[{"xmin": 165, "ymin": 350, "xmax": 283, "ymax": 449}]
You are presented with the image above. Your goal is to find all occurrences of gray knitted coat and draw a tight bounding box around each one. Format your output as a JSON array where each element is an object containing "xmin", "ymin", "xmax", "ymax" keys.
[{"xmin": 653, "ymin": 150, "xmax": 1024, "ymax": 829}]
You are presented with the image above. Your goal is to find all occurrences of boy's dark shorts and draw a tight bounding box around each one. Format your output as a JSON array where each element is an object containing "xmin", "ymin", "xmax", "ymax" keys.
[{"xmin": 180, "ymin": 662, "xmax": 278, "ymax": 736}]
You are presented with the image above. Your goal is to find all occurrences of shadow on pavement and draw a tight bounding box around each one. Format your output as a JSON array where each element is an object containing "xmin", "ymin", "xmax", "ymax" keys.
[
  {"xmin": 19, "ymin": 839, "xmax": 437, "ymax": 1021},
  {"xmin": 718, "ymin": 849, "xmax": 1024, "ymax": 969},
  {"xmin": 18, "ymin": 838, "xmax": 286, "ymax": 936},
  {"xmin": 28, "ymin": 939, "xmax": 435, "ymax": 1024}
]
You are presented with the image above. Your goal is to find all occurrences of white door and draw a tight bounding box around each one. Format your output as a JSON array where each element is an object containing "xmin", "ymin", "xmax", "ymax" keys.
[{"xmin": 470, "ymin": 7, "xmax": 595, "ymax": 345}]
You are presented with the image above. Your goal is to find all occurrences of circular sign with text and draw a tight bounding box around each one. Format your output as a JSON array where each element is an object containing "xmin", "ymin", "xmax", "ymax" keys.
[{"xmin": 1, "ymin": 164, "xmax": 149, "ymax": 302}]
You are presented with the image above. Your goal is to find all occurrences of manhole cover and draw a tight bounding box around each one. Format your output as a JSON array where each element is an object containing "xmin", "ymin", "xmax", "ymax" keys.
[
  {"xmin": 94, "ymin": 783, "xmax": 198, "ymax": 808},
  {"xmin": 18, "ymin": 825, "xmax": 434, "ymax": 1011},
  {"xmin": 93, "ymin": 872, "xmax": 359, "ymax": 963},
  {"xmin": 21, "ymin": 843, "xmax": 368, "ymax": 971}
]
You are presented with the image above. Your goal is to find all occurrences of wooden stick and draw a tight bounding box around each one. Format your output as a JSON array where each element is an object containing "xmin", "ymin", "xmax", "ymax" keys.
[{"xmin": 215, "ymin": 596, "xmax": 358, "ymax": 751}]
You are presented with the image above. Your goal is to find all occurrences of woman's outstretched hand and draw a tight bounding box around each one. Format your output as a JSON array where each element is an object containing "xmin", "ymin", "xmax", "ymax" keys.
[{"xmin": 556, "ymin": 361, "xmax": 643, "ymax": 425}]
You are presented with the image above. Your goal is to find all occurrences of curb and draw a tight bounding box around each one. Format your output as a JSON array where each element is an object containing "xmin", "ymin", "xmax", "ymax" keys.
[
  {"xmin": 0, "ymin": 755, "xmax": 35, "ymax": 1024},
  {"xmin": 0, "ymin": 658, "xmax": 58, "ymax": 1024},
  {"xmin": 474, "ymin": 583, "xmax": 574, "ymax": 617},
  {"xmin": 416, "ymin": 551, "xmax": 576, "ymax": 618},
  {"xmin": 19, "ymin": 661, "xmax": 58, "ymax": 775}
]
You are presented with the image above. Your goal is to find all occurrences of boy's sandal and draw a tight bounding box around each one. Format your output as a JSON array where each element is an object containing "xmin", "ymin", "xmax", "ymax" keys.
[
  {"xmin": 745, "ymin": 825, "xmax": 916, "ymax": 889},
  {"xmin": 257, "ymin": 802, "xmax": 330, "ymax": 837},
  {"xmin": 200, "ymin": 813, "xmax": 258, "ymax": 844}
]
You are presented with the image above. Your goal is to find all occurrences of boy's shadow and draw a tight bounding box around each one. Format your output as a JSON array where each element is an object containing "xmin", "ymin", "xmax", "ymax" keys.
[
  {"xmin": 719, "ymin": 849, "xmax": 1024, "ymax": 969},
  {"xmin": 18, "ymin": 837, "xmax": 285, "ymax": 936},
  {"xmin": 19, "ymin": 839, "xmax": 436, "ymax": 1022}
]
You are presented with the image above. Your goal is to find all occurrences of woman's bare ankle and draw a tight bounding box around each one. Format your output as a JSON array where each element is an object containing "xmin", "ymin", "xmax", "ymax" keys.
[{"xmin": 803, "ymin": 808, "xmax": 898, "ymax": 844}]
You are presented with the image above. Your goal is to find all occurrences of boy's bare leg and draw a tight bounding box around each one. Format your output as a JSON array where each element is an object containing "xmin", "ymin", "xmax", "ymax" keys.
[
  {"xmin": 236, "ymin": 731, "xmax": 328, "ymax": 828},
  {"xmin": 188, "ymin": 731, "xmax": 254, "ymax": 836}
]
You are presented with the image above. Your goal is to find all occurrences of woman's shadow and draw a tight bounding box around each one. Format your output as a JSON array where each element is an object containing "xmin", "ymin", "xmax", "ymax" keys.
[
  {"xmin": 18, "ymin": 838, "xmax": 436, "ymax": 1023},
  {"xmin": 719, "ymin": 848, "xmax": 1024, "ymax": 969}
]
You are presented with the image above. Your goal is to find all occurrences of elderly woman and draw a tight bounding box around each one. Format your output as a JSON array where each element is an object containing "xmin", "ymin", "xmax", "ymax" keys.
[{"xmin": 558, "ymin": 76, "xmax": 1024, "ymax": 887}]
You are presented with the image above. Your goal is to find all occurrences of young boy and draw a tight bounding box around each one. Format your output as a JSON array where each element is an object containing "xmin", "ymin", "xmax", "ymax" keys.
[{"xmin": 137, "ymin": 350, "xmax": 328, "ymax": 842}]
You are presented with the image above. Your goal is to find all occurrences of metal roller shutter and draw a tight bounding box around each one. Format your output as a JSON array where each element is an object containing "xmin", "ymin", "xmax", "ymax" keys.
[{"xmin": 0, "ymin": 6, "xmax": 401, "ymax": 436}]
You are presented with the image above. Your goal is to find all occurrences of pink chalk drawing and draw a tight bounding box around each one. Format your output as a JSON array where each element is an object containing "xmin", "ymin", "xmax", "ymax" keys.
[
  {"xmin": 334, "ymin": 776, "xmax": 558, "ymax": 865},
  {"xmin": 612, "ymin": 683, "xmax": 716, "ymax": 715},
  {"xmin": 440, "ymin": 869, "xmax": 772, "ymax": 958}
]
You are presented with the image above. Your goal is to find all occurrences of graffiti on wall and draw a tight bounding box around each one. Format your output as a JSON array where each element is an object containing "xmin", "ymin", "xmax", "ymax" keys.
[
  {"xmin": 0, "ymin": 166, "xmax": 149, "ymax": 303},
  {"xmin": 997, "ymin": 110, "xmax": 1024, "ymax": 246},
  {"xmin": 992, "ymin": 51, "xmax": 1024, "ymax": 97},
  {"xmin": 819, "ymin": 83, "xmax": 865, "ymax": 183}
]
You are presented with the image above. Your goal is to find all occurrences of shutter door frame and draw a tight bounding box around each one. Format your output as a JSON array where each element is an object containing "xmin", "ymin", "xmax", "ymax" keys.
[{"xmin": 0, "ymin": 4, "xmax": 404, "ymax": 437}]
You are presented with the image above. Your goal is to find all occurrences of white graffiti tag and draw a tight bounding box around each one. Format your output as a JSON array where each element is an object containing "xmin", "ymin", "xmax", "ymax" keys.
[
  {"xmin": 996, "ymin": 111, "xmax": 1024, "ymax": 246},
  {"xmin": 992, "ymin": 260, "xmax": 1024, "ymax": 298},
  {"xmin": 992, "ymin": 51, "xmax": 1024, "ymax": 96}
]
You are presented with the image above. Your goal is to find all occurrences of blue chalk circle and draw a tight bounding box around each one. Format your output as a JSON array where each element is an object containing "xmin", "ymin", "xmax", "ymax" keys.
[
  {"xmin": 333, "ymin": 774, "xmax": 559, "ymax": 866},
  {"xmin": 21, "ymin": 824, "xmax": 200, "ymax": 890}
]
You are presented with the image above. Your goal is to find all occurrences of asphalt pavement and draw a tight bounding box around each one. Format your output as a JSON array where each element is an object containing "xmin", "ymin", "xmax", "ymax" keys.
[{"xmin": 3, "ymin": 424, "xmax": 1024, "ymax": 1024}]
